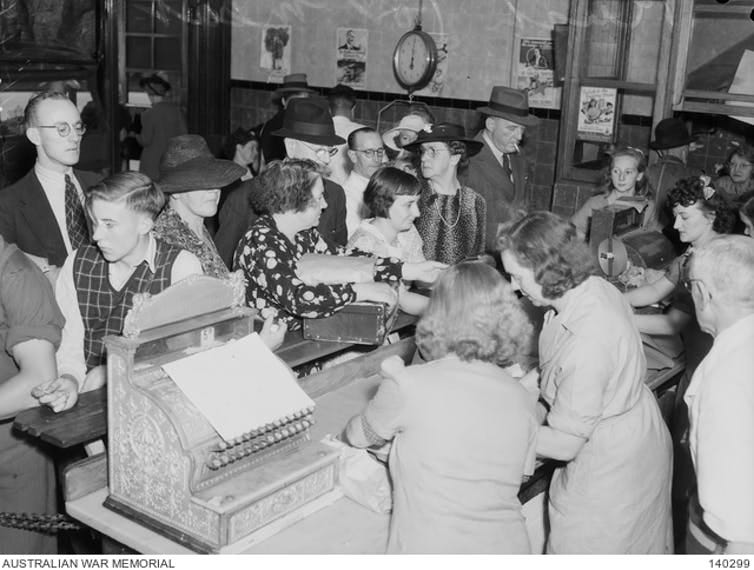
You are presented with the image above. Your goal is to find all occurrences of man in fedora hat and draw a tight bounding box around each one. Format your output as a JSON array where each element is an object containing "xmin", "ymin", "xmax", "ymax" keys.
[
  {"xmin": 273, "ymin": 97, "xmax": 348, "ymax": 248},
  {"xmin": 646, "ymin": 117, "xmax": 698, "ymax": 233},
  {"xmin": 328, "ymin": 83, "xmax": 365, "ymax": 185},
  {"xmin": 258, "ymin": 73, "xmax": 317, "ymax": 164},
  {"xmin": 461, "ymin": 86, "xmax": 539, "ymax": 254}
]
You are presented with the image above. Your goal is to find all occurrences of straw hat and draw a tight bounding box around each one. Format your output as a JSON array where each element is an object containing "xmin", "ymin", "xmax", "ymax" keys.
[
  {"xmin": 382, "ymin": 114, "xmax": 430, "ymax": 151},
  {"xmin": 158, "ymin": 135, "xmax": 246, "ymax": 193}
]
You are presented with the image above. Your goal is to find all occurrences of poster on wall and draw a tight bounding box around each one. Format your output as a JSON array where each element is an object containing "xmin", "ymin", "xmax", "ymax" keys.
[
  {"xmin": 577, "ymin": 86, "xmax": 617, "ymax": 141},
  {"xmin": 415, "ymin": 33, "xmax": 449, "ymax": 97},
  {"xmin": 335, "ymin": 28, "xmax": 367, "ymax": 88},
  {"xmin": 516, "ymin": 37, "xmax": 560, "ymax": 110},
  {"xmin": 260, "ymin": 24, "xmax": 292, "ymax": 79}
]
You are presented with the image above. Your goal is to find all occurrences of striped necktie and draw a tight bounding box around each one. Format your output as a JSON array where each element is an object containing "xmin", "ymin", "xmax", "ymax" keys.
[{"xmin": 65, "ymin": 174, "xmax": 89, "ymax": 250}]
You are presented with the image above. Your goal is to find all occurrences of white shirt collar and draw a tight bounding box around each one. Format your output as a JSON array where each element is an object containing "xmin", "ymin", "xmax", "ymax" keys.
[
  {"xmin": 35, "ymin": 161, "xmax": 74, "ymax": 185},
  {"xmin": 482, "ymin": 131, "xmax": 505, "ymax": 166},
  {"xmin": 109, "ymin": 233, "xmax": 158, "ymax": 286}
]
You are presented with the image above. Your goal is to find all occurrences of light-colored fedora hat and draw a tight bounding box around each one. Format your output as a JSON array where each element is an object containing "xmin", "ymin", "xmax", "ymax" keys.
[{"xmin": 273, "ymin": 73, "xmax": 318, "ymax": 99}]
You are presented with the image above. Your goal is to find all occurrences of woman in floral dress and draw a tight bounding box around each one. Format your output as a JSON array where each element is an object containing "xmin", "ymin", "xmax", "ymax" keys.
[{"xmin": 233, "ymin": 159, "xmax": 445, "ymax": 329}]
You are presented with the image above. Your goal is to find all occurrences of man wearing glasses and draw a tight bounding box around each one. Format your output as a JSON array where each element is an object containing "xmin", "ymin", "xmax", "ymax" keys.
[
  {"xmin": 683, "ymin": 235, "xmax": 754, "ymax": 554},
  {"xmin": 343, "ymin": 127, "xmax": 386, "ymax": 237},
  {"xmin": 274, "ymin": 97, "xmax": 348, "ymax": 248},
  {"xmin": 0, "ymin": 91, "xmax": 102, "ymax": 284}
]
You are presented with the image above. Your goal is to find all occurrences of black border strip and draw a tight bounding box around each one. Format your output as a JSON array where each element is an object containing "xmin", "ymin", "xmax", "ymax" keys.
[{"xmin": 230, "ymin": 79, "xmax": 561, "ymax": 120}]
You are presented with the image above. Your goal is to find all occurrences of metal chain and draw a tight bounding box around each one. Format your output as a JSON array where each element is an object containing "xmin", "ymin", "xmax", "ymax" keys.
[{"xmin": 0, "ymin": 512, "xmax": 81, "ymax": 534}]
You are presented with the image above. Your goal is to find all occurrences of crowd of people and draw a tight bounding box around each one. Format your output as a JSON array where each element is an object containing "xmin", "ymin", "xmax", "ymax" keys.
[{"xmin": 0, "ymin": 71, "xmax": 752, "ymax": 556}]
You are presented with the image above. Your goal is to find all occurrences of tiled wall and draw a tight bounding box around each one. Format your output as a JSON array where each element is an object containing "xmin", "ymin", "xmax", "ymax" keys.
[{"xmin": 230, "ymin": 81, "xmax": 560, "ymax": 211}]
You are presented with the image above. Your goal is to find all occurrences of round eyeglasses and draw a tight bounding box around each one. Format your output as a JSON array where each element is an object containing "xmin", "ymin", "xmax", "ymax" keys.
[
  {"xmin": 352, "ymin": 148, "xmax": 385, "ymax": 160},
  {"xmin": 37, "ymin": 122, "xmax": 86, "ymax": 137},
  {"xmin": 420, "ymin": 146, "xmax": 450, "ymax": 159},
  {"xmin": 301, "ymin": 141, "xmax": 338, "ymax": 159}
]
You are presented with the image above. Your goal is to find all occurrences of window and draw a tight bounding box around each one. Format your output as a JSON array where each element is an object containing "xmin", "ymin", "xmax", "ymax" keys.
[
  {"xmin": 556, "ymin": 0, "xmax": 672, "ymax": 184},
  {"xmin": 123, "ymin": 0, "xmax": 186, "ymax": 103}
]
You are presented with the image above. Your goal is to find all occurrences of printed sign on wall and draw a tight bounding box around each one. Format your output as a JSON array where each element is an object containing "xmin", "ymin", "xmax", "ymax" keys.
[{"xmin": 336, "ymin": 28, "xmax": 368, "ymax": 88}]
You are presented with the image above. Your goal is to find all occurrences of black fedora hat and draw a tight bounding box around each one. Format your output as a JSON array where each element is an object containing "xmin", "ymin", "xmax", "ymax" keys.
[
  {"xmin": 271, "ymin": 97, "xmax": 345, "ymax": 146},
  {"xmin": 273, "ymin": 73, "xmax": 317, "ymax": 99},
  {"xmin": 649, "ymin": 118, "xmax": 695, "ymax": 150},
  {"xmin": 477, "ymin": 86, "xmax": 539, "ymax": 127},
  {"xmin": 158, "ymin": 135, "xmax": 246, "ymax": 193},
  {"xmin": 403, "ymin": 123, "xmax": 484, "ymax": 156},
  {"xmin": 139, "ymin": 73, "xmax": 171, "ymax": 97}
]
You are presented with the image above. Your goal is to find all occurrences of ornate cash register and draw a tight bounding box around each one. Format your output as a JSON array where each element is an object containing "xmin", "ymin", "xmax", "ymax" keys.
[{"xmin": 102, "ymin": 274, "xmax": 341, "ymax": 553}]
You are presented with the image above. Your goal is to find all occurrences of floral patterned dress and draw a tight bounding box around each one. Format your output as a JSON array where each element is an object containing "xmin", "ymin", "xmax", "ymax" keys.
[{"xmin": 233, "ymin": 215, "xmax": 403, "ymax": 329}]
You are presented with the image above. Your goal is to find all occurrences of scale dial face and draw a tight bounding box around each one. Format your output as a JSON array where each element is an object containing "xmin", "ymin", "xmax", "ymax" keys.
[{"xmin": 392, "ymin": 29, "xmax": 438, "ymax": 92}]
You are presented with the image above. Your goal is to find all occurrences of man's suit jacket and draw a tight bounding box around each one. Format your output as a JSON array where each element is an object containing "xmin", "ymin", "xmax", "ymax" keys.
[
  {"xmin": 259, "ymin": 110, "xmax": 286, "ymax": 164},
  {"xmin": 216, "ymin": 176, "xmax": 348, "ymax": 269},
  {"xmin": 460, "ymin": 132, "xmax": 530, "ymax": 253},
  {"xmin": 0, "ymin": 168, "xmax": 103, "ymax": 267}
]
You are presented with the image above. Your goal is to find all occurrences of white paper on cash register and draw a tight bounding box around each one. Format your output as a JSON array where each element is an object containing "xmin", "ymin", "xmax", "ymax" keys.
[{"xmin": 162, "ymin": 333, "xmax": 314, "ymax": 442}]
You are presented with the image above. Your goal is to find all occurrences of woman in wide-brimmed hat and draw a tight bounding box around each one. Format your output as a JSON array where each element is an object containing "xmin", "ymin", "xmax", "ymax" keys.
[
  {"xmin": 152, "ymin": 135, "xmax": 246, "ymax": 278},
  {"xmin": 403, "ymin": 123, "xmax": 487, "ymax": 264}
]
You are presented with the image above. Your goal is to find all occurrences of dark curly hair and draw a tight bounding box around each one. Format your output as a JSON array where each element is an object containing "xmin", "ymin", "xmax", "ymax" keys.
[
  {"xmin": 667, "ymin": 176, "xmax": 737, "ymax": 234},
  {"xmin": 248, "ymin": 159, "xmax": 323, "ymax": 215},
  {"xmin": 497, "ymin": 211, "xmax": 597, "ymax": 300},
  {"xmin": 363, "ymin": 166, "xmax": 421, "ymax": 218},
  {"xmin": 416, "ymin": 262, "xmax": 533, "ymax": 366}
]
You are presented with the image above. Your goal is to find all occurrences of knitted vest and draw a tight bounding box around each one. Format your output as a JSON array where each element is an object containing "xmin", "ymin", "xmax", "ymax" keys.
[{"xmin": 73, "ymin": 240, "xmax": 181, "ymax": 370}]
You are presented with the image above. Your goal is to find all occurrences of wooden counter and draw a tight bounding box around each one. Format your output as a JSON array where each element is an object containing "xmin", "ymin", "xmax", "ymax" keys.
[
  {"xmin": 13, "ymin": 312, "xmax": 418, "ymax": 449},
  {"xmin": 64, "ymin": 371, "xmax": 549, "ymax": 554}
]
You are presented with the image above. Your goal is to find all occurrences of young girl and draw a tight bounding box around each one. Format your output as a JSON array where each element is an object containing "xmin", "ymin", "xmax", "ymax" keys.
[
  {"xmin": 347, "ymin": 166, "xmax": 429, "ymax": 315},
  {"xmin": 714, "ymin": 144, "xmax": 754, "ymax": 200},
  {"xmin": 570, "ymin": 146, "xmax": 659, "ymax": 238},
  {"xmin": 344, "ymin": 262, "xmax": 537, "ymax": 553}
]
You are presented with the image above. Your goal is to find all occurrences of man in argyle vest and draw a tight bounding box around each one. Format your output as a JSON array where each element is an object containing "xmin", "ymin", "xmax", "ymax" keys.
[{"xmin": 54, "ymin": 171, "xmax": 203, "ymax": 392}]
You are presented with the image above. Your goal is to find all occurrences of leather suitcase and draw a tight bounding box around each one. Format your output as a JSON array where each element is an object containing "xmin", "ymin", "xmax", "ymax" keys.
[{"xmin": 302, "ymin": 301, "xmax": 398, "ymax": 345}]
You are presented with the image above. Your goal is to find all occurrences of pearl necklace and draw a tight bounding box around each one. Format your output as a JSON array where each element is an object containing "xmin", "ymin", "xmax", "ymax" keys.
[{"xmin": 433, "ymin": 189, "xmax": 462, "ymax": 229}]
